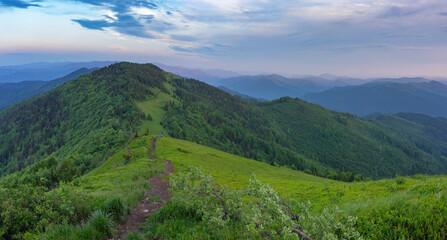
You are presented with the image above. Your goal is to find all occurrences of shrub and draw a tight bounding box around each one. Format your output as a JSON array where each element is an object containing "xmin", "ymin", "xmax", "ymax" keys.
[
  {"xmin": 395, "ymin": 176, "xmax": 406, "ymax": 185},
  {"xmin": 122, "ymin": 150, "xmax": 135, "ymax": 163},
  {"xmin": 101, "ymin": 197, "xmax": 127, "ymax": 222},
  {"xmin": 53, "ymin": 158, "xmax": 75, "ymax": 182},
  {"xmin": 167, "ymin": 167, "xmax": 363, "ymax": 239},
  {"xmin": 303, "ymin": 169, "xmax": 312, "ymax": 175},
  {"xmin": 44, "ymin": 222, "xmax": 74, "ymax": 240},
  {"xmin": 88, "ymin": 210, "xmax": 114, "ymax": 238},
  {"xmin": 44, "ymin": 221, "xmax": 104, "ymax": 240},
  {"xmin": 124, "ymin": 231, "xmax": 143, "ymax": 240}
]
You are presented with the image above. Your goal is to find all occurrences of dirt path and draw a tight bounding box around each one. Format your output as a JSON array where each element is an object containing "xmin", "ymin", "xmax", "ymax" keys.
[
  {"xmin": 149, "ymin": 137, "xmax": 157, "ymax": 159},
  {"xmin": 114, "ymin": 137, "xmax": 173, "ymax": 239}
]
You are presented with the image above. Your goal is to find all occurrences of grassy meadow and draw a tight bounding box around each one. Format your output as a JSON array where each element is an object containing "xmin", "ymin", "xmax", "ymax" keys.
[
  {"xmin": 74, "ymin": 136, "xmax": 165, "ymax": 206},
  {"xmin": 154, "ymin": 137, "xmax": 447, "ymax": 239}
]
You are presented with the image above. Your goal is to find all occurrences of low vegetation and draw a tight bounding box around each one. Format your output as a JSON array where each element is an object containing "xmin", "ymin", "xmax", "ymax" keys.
[
  {"xmin": 143, "ymin": 167, "xmax": 362, "ymax": 239},
  {"xmin": 0, "ymin": 136, "xmax": 164, "ymax": 239},
  {"xmin": 149, "ymin": 137, "xmax": 447, "ymax": 239},
  {"xmin": 0, "ymin": 134, "xmax": 446, "ymax": 239}
]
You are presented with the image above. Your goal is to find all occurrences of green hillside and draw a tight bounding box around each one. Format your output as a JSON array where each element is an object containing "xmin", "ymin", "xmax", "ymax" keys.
[
  {"xmin": 157, "ymin": 136, "xmax": 446, "ymax": 204},
  {"xmin": 0, "ymin": 63, "xmax": 167, "ymax": 177},
  {"xmin": 2, "ymin": 62, "xmax": 447, "ymax": 180},
  {"xmin": 148, "ymin": 137, "xmax": 447, "ymax": 239},
  {"xmin": 1, "ymin": 135, "xmax": 445, "ymax": 239},
  {"xmin": 261, "ymin": 98, "xmax": 447, "ymax": 177},
  {"xmin": 160, "ymin": 77, "xmax": 447, "ymax": 178},
  {"xmin": 0, "ymin": 135, "xmax": 166, "ymax": 239}
]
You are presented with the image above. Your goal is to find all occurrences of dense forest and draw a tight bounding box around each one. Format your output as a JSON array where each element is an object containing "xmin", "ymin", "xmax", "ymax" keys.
[
  {"xmin": 162, "ymin": 76, "xmax": 447, "ymax": 179},
  {"xmin": 0, "ymin": 63, "xmax": 166, "ymax": 177}
]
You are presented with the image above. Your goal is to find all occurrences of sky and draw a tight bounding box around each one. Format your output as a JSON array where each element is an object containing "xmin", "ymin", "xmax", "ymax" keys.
[{"xmin": 1, "ymin": 0, "xmax": 447, "ymax": 77}]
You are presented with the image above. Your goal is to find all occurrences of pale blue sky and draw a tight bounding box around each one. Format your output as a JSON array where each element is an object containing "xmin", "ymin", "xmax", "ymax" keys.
[{"xmin": 1, "ymin": 0, "xmax": 447, "ymax": 77}]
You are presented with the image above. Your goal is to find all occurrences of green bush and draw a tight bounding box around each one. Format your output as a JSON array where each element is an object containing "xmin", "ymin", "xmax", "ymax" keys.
[
  {"xmin": 44, "ymin": 220, "xmax": 107, "ymax": 240},
  {"xmin": 124, "ymin": 231, "xmax": 143, "ymax": 240},
  {"xmin": 88, "ymin": 210, "xmax": 114, "ymax": 238},
  {"xmin": 101, "ymin": 197, "xmax": 127, "ymax": 222},
  {"xmin": 146, "ymin": 113, "xmax": 153, "ymax": 121},
  {"xmin": 44, "ymin": 222, "xmax": 75, "ymax": 240},
  {"xmin": 144, "ymin": 167, "xmax": 363, "ymax": 239}
]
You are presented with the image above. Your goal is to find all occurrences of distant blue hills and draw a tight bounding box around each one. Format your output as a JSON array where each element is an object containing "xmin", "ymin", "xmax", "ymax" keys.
[
  {"xmin": 2, "ymin": 61, "xmax": 447, "ymax": 118},
  {"xmin": 0, "ymin": 61, "xmax": 114, "ymax": 83},
  {"xmin": 0, "ymin": 67, "xmax": 97, "ymax": 111},
  {"xmin": 303, "ymin": 80, "xmax": 447, "ymax": 117}
]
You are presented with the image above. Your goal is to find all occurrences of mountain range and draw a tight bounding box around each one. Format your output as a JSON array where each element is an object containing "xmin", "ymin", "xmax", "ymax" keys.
[
  {"xmin": 0, "ymin": 68, "xmax": 96, "ymax": 112},
  {"xmin": 0, "ymin": 61, "xmax": 114, "ymax": 83},
  {"xmin": 304, "ymin": 80, "xmax": 447, "ymax": 117},
  {"xmin": 1, "ymin": 63, "xmax": 447, "ymax": 180},
  {"xmin": 216, "ymin": 74, "xmax": 356, "ymax": 100},
  {"xmin": 3, "ymin": 61, "xmax": 447, "ymax": 120},
  {"xmin": 154, "ymin": 62, "xmax": 239, "ymax": 85}
]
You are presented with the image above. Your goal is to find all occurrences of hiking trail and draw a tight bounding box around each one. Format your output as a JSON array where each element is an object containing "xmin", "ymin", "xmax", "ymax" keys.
[{"xmin": 114, "ymin": 137, "xmax": 173, "ymax": 239}]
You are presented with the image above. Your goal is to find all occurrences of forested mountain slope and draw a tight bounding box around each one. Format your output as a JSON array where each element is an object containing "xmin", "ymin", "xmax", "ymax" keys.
[
  {"xmin": 1, "ymin": 62, "xmax": 447, "ymax": 180},
  {"xmin": 0, "ymin": 63, "xmax": 166, "ymax": 176}
]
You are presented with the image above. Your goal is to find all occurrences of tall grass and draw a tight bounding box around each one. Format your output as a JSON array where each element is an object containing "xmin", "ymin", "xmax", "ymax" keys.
[{"xmin": 44, "ymin": 210, "xmax": 114, "ymax": 240}]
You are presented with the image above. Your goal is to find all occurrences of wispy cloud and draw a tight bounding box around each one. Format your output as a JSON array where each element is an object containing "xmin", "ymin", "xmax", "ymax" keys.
[
  {"xmin": 70, "ymin": 0, "xmax": 164, "ymax": 38},
  {"xmin": 72, "ymin": 19, "xmax": 109, "ymax": 30},
  {"xmin": 170, "ymin": 43, "xmax": 228, "ymax": 56},
  {"xmin": 0, "ymin": 0, "xmax": 40, "ymax": 8},
  {"xmin": 22, "ymin": 0, "xmax": 440, "ymax": 57},
  {"xmin": 379, "ymin": 6, "xmax": 423, "ymax": 18},
  {"xmin": 2, "ymin": 0, "xmax": 447, "ymax": 77}
]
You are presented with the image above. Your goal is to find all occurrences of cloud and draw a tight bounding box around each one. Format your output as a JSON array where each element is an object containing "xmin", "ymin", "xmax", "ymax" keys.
[
  {"xmin": 379, "ymin": 6, "xmax": 422, "ymax": 18},
  {"xmin": 170, "ymin": 44, "xmax": 228, "ymax": 56},
  {"xmin": 75, "ymin": 0, "xmax": 157, "ymax": 13},
  {"xmin": 170, "ymin": 35, "xmax": 196, "ymax": 42},
  {"xmin": 0, "ymin": 0, "xmax": 40, "ymax": 8},
  {"xmin": 71, "ymin": 0, "xmax": 165, "ymax": 38},
  {"xmin": 73, "ymin": 13, "xmax": 158, "ymax": 38},
  {"xmin": 56, "ymin": 0, "xmax": 447, "ymax": 59},
  {"xmin": 72, "ymin": 19, "xmax": 110, "ymax": 30}
]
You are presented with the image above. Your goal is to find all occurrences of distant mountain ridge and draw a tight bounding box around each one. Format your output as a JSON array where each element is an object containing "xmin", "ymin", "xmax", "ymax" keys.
[
  {"xmin": 154, "ymin": 62, "xmax": 239, "ymax": 85},
  {"xmin": 0, "ymin": 61, "xmax": 114, "ymax": 83},
  {"xmin": 369, "ymin": 77, "xmax": 430, "ymax": 84},
  {"xmin": 216, "ymin": 74, "xmax": 357, "ymax": 100},
  {"xmin": 2, "ymin": 62, "xmax": 447, "ymax": 180},
  {"xmin": 0, "ymin": 68, "xmax": 96, "ymax": 111},
  {"xmin": 303, "ymin": 80, "xmax": 447, "ymax": 117},
  {"xmin": 217, "ymin": 86, "xmax": 267, "ymax": 102}
]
